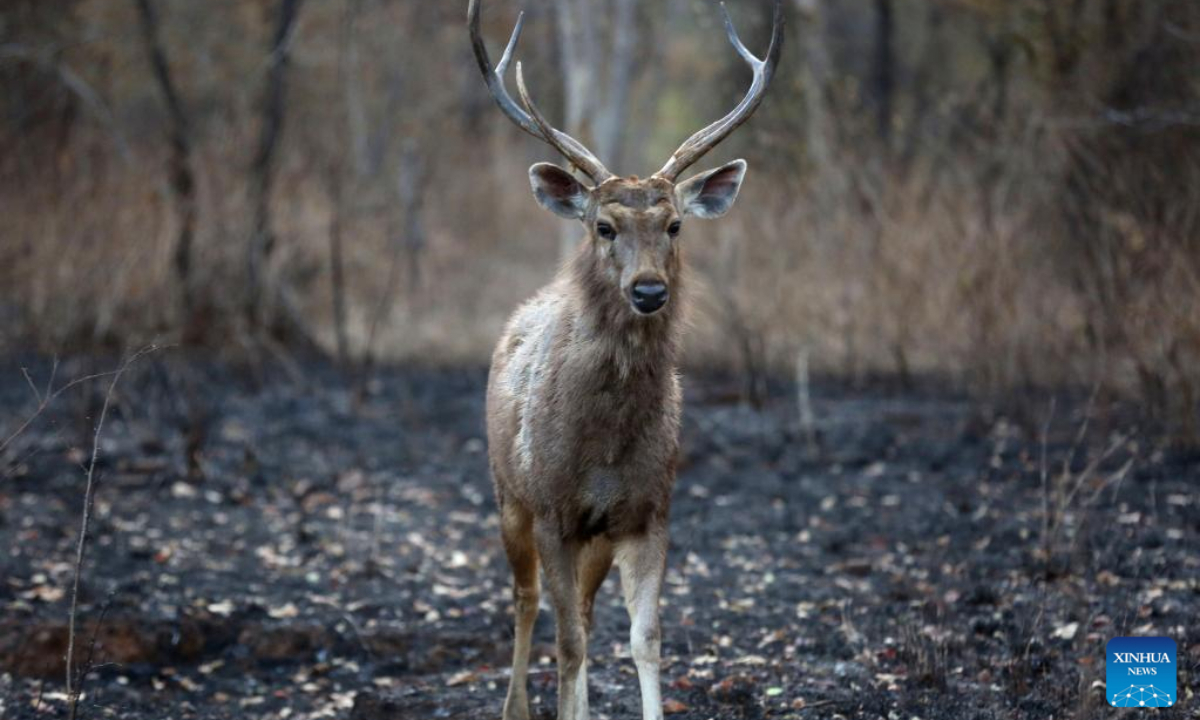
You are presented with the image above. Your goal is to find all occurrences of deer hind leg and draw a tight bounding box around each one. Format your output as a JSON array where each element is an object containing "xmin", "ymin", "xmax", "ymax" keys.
[
  {"xmin": 500, "ymin": 502, "xmax": 539, "ymax": 720},
  {"xmin": 534, "ymin": 522, "xmax": 589, "ymax": 720},
  {"xmin": 617, "ymin": 526, "xmax": 669, "ymax": 720}
]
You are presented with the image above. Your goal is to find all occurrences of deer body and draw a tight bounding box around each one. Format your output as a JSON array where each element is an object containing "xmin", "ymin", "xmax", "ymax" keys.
[
  {"xmin": 487, "ymin": 267, "xmax": 683, "ymax": 543},
  {"xmin": 487, "ymin": 182, "xmax": 684, "ymax": 720},
  {"xmin": 469, "ymin": 2, "xmax": 783, "ymax": 718}
]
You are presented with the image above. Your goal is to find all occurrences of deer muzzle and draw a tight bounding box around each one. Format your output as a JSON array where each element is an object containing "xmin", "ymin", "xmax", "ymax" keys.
[{"xmin": 630, "ymin": 279, "xmax": 669, "ymax": 315}]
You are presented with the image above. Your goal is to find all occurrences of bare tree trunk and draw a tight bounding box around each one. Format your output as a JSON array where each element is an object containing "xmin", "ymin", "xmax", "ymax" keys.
[
  {"xmin": 398, "ymin": 141, "xmax": 427, "ymax": 298},
  {"xmin": 871, "ymin": 0, "xmax": 895, "ymax": 148},
  {"xmin": 717, "ymin": 228, "xmax": 768, "ymax": 409},
  {"xmin": 555, "ymin": 0, "xmax": 599, "ymax": 148},
  {"xmin": 553, "ymin": 0, "xmax": 599, "ymax": 260},
  {"xmin": 328, "ymin": 168, "xmax": 349, "ymax": 366},
  {"xmin": 1041, "ymin": 0, "xmax": 1088, "ymax": 83},
  {"xmin": 1102, "ymin": 0, "xmax": 1125, "ymax": 52},
  {"xmin": 341, "ymin": 0, "xmax": 369, "ymax": 177},
  {"xmin": 553, "ymin": 0, "xmax": 640, "ymax": 257},
  {"xmin": 795, "ymin": 348, "xmax": 819, "ymax": 455},
  {"xmin": 325, "ymin": 0, "xmax": 365, "ymax": 368},
  {"xmin": 246, "ymin": 0, "xmax": 304, "ymax": 332},
  {"xmin": 133, "ymin": 0, "xmax": 199, "ymax": 343},
  {"xmin": 985, "ymin": 32, "xmax": 1013, "ymax": 125},
  {"xmin": 795, "ymin": 0, "xmax": 835, "ymax": 172},
  {"xmin": 900, "ymin": 2, "xmax": 945, "ymax": 170},
  {"xmin": 593, "ymin": 0, "xmax": 637, "ymax": 169},
  {"xmin": 357, "ymin": 141, "xmax": 425, "ymax": 401}
]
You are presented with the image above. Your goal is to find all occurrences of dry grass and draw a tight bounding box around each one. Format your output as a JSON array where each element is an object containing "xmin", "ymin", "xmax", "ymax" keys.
[
  {"xmin": 1, "ymin": 0, "xmax": 1196, "ymax": 441},
  {"xmin": 3, "ymin": 118, "xmax": 1198, "ymax": 437}
]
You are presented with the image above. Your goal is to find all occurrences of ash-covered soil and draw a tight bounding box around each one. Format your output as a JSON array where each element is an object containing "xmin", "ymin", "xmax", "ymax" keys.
[{"xmin": 0, "ymin": 357, "xmax": 1197, "ymax": 720}]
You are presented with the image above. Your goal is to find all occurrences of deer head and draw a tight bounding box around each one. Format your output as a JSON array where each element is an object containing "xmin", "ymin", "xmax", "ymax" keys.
[{"xmin": 469, "ymin": 0, "xmax": 783, "ymax": 316}]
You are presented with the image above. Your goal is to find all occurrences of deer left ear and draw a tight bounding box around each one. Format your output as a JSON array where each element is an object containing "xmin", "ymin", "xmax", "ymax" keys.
[{"xmin": 676, "ymin": 159, "xmax": 747, "ymax": 219}]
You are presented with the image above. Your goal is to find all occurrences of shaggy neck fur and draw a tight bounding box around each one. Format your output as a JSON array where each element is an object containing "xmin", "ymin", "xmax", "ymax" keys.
[{"xmin": 567, "ymin": 239, "xmax": 684, "ymax": 382}]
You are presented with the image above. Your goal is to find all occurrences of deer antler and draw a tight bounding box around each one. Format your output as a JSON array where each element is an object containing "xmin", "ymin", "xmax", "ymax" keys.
[
  {"xmin": 654, "ymin": 0, "xmax": 784, "ymax": 182},
  {"xmin": 468, "ymin": 0, "xmax": 614, "ymax": 184}
]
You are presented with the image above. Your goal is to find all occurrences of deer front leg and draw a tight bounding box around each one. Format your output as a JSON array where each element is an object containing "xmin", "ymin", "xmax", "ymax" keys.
[
  {"xmin": 499, "ymin": 503, "xmax": 539, "ymax": 720},
  {"xmin": 617, "ymin": 526, "xmax": 669, "ymax": 720},
  {"xmin": 534, "ymin": 523, "xmax": 589, "ymax": 720}
]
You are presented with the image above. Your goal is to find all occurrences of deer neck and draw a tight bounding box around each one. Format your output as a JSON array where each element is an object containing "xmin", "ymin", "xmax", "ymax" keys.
[{"xmin": 566, "ymin": 246, "xmax": 683, "ymax": 383}]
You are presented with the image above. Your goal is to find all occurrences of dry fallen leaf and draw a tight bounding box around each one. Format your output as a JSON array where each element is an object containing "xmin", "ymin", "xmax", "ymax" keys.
[
  {"xmin": 663, "ymin": 699, "xmax": 689, "ymax": 714},
  {"xmin": 447, "ymin": 670, "xmax": 478, "ymax": 687},
  {"xmin": 21, "ymin": 584, "xmax": 64, "ymax": 602},
  {"xmin": 1052, "ymin": 622, "xmax": 1079, "ymax": 640},
  {"xmin": 268, "ymin": 602, "xmax": 300, "ymax": 619}
]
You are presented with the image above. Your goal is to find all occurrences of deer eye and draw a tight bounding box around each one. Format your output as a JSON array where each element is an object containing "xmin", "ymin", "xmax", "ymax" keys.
[
  {"xmin": 596, "ymin": 222, "xmax": 616, "ymax": 240},
  {"xmin": 667, "ymin": 220, "xmax": 682, "ymax": 238}
]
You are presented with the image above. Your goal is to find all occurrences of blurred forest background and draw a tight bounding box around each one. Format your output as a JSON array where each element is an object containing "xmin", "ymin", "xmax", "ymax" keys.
[{"xmin": 1, "ymin": 0, "xmax": 1198, "ymax": 437}]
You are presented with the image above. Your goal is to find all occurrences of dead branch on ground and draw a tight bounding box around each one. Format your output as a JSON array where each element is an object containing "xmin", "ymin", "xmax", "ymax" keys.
[{"xmin": 65, "ymin": 346, "xmax": 160, "ymax": 719}]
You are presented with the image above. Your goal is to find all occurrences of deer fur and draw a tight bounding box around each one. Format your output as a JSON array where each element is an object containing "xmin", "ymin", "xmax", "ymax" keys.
[{"xmin": 488, "ymin": 177, "xmax": 685, "ymax": 545}]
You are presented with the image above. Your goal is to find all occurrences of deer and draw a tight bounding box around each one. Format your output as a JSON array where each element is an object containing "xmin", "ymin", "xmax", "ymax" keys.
[{"xmin": 469, "ymin": 1, "xmax": 783, "ymax": 718}]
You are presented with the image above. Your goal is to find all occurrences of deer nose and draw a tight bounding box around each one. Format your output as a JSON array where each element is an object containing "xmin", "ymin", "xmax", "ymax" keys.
[{"xmin": 631, "ymin": 280, "xmax": 669, "ymax": 314}]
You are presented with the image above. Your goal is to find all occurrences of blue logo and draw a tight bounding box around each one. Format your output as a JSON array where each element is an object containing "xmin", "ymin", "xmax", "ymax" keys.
[{"xmin": 1107, "ymin": 637, "xmax": 1176, "ymax": 708}]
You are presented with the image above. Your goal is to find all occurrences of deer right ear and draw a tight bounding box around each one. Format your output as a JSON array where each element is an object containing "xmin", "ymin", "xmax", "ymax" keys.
[{"xmin": 529, "ymin": 163, "xmax": 589, "ymax": 219}]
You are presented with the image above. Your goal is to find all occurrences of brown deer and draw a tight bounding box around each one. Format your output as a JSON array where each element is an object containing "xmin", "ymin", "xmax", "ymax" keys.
[{"xmin": 469, "ymin": 1, "xmax": 783, "ymax": 718}]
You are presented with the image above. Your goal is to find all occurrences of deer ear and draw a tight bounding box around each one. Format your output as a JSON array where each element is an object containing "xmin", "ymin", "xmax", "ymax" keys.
[
  {"xmin": 529, "ymin": 163, "xmax": 589, "ymax": 219},
  {"xmin": 676, "ymin": 159, "xmax": 747, "ymax": 219}
]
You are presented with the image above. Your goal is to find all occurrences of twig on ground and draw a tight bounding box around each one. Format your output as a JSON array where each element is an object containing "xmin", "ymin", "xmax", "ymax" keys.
[
  {"xmin": 32, "ymin": 677, "xmax": 47, "ymax": 715},
  {"xmin": 1038, "ymin": 389, "xmax": 1136, "ymax": 575},
  {"xmin": 0, "ymin": 359, "xmax": 130, "ymax": 457},
  {"xmin": 1039, "ymin": 397, "xmax": 1056, "ymax": 561},
  {"xmin": 65, "ymin": 346, "xmax": 159, "ymax": 719},
  {"xmin": 21, "ymin": 366, "xmax": 44, "ymax": 404},
  {"xmin": 313, "ymin": 598, "xmax": 377, "ymax": 663},
  {"xmin": 69, "ymin": 592, "xmax": 116, "ymax": 720},
  {"xmin": 795, "ymin": 347, "xmax": 819, "ymax": 455}
]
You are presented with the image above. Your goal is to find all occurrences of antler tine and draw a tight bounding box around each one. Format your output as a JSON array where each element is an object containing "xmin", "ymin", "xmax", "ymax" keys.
[
  {"xmin": 515, "ymin": 62, "xmax": 613, "ymax": 184},
  {"xmin": 496, "ymin": 8, "xmax": 524, "ymax": 77},
  {"xmin": 468, "ymin": 0, "xmax": 613, "ymax": 184},
  {"xmin": 469, "ymin": 0, "xmax": 539, "ymax": 139},
  {"xmin": 722, "ymin": 2, "xmax": 760, "ymax": 67},
  {"xmin": 655, "ymin": 0, "xmax": 785, "ymax": 181}
]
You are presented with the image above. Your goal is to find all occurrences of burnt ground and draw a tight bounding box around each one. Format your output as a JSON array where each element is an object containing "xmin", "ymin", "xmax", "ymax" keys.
[{"xmin": 0, "ymin": 356, "xmax": 1197, "ymax": 720}]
